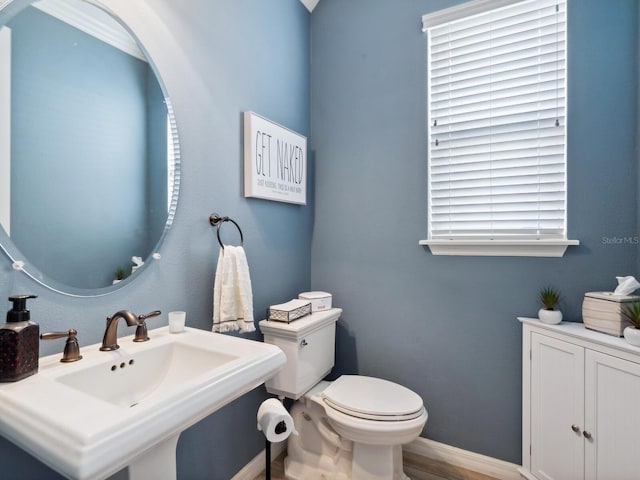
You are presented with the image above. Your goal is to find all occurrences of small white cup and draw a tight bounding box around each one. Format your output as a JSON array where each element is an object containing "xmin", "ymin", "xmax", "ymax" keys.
[{"xmin": 168, "ymin": 311, "xmax": 186, "ymax": 333}]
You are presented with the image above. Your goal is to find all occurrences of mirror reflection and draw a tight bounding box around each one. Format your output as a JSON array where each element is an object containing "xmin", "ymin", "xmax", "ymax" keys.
[{"xmin": 0, "ymin": 0, "xmax": 179, "ymax": 291}]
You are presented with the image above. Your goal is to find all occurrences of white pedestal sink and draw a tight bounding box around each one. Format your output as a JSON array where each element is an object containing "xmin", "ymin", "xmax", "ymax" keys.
[{"xmin": 0, "ymin": 326, "xmax": 285, "ymax": 480}]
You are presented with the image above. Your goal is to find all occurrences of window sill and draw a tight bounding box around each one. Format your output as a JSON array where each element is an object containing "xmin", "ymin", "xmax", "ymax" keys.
[{"xmin": 419, "ymin": 239, "xmax": 580, "ymax": 257}]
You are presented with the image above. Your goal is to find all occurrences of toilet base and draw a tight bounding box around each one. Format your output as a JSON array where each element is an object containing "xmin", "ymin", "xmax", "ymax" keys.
[
  {"xmin": 284, "ymin": 444, "xmax": 408, "ymax": 480},
  {"xmin": 284, "ymin": 455, "xmax": 349, "ymax": 480},
  {"xmin": 284, "ymin": 445, "xmax": 408, "ymax": 480},
  {"xmin": 351, "ymin": 443, "xmax": 408, "ymax": 480},
  {"xmin": 285, "ymin": 398, "xmax": 413, "ymax": 480},
  {"xmin": 285, "ymin": 399, "xmax": 352, "ymax": 480}
]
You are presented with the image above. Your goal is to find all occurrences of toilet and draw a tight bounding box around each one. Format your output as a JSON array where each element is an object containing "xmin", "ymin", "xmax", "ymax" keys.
[{"xmin": 259, "ymin": 308, "xmax": 428, "ymax": 480}]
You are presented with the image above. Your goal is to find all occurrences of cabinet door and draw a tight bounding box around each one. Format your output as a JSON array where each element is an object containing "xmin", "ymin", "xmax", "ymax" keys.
[
  {"xmin": 531, "ymin": 333, "xmax": 584, "ymax": 480},
  {"xmin": 585, "ymin": 350, "xmax": 640, "ymax": 480}
]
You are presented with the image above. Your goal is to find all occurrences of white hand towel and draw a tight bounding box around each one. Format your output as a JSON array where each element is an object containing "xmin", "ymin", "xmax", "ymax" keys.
[{"xmin": 213, "ymin": 245, "xmax": 255, "ymax": 333}]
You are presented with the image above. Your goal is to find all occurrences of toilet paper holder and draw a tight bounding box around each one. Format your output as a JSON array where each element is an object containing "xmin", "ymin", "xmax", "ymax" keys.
[
  {"xmin": 257, "ymin": 398, "xmax": 297, "ymax": 480},
  {"xmin": 274, "ymin": 420, "xmax": 287, "ymax": 434}
]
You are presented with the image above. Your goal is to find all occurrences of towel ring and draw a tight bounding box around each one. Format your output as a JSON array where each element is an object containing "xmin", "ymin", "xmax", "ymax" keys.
[{"xmin": 209, "ymin": 213, "xmax": 244, "ymax": 249}]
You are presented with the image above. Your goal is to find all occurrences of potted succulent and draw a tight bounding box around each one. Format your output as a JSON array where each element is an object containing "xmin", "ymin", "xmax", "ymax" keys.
[
  {"xmin": 113, "ymin": 267, "xmax": 126, "ymax": 285},
  {"xmin": 622, "ymin": 302, "xmax": 640, "ymax": 346},
  {"xmin": 538, "ymin": 286, "xmax": 563, "ymax": 324}
]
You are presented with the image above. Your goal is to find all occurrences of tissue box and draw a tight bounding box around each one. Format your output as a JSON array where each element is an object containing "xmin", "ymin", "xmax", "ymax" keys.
[
  {"xmin": 298, "ymin": 291, "xmax": 332, "ymax": 312},
  {"xmin": 582, "ymin": 292, "xmax": 640, "ymax": 336},
  {"xmin": 268, "ymin": 299, "xmax": 311, "ymax": 323}
]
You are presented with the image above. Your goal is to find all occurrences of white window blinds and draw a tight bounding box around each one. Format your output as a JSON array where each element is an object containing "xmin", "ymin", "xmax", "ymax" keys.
[{"xmin": 426, "ymin": 0, "xmax": 567, "ymax": 242}]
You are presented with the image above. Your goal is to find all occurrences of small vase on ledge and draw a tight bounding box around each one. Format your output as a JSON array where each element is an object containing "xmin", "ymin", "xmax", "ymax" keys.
[
  {"xmin": 538, "ymin": 308, "xmax": 563, "ymax": 325},
  {"xmin": 623, "ymin": 326, "xmax": 640, "ymax": 346},
  {"xmin": 538, "ymin": 286, "xmax": 563, "ymax": 325},
  {"xmin": 622, "ymin": 302, "xmax": 640, "ymax": 346},
  {"xmin": 113, "ymin": 268, "xmax": 125, "ymax": 286}
]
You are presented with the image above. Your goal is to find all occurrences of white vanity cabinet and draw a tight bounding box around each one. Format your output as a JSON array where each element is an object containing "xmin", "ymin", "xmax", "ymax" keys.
[{"xmin": 520, "ymin": 317, "xmax": 640, "ymax": 480}]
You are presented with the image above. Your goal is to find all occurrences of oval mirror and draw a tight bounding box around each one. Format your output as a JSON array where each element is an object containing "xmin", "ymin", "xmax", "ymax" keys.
[{"xmin": 0, "ymin": 0, "xmax": 180, "ymax": 296}]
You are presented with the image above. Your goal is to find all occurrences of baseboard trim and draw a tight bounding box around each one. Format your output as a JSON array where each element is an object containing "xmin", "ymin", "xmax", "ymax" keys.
[
  {"xmin": 230, "ymin": 440, "xmax": 287, "ymax": 480},
  {"xmin": 403, "ymin": 437, "xmax": 522, "ymax": 480}
]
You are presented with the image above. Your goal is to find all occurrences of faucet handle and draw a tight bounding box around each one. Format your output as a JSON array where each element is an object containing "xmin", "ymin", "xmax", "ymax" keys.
[
  {"xmin": 40, "ymin": 329, "xmax": 82, "ymax": 363},
  {"xmin": 133, "ymin": 310, "xmax": 161, "ymax": 343},
  {"xmin": 138, "ymin": 310, "xmax": 161, "ymax": 322}
]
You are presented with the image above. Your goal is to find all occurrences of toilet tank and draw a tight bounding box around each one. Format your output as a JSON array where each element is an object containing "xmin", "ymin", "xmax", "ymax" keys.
[{"xmin": 259, "ymin": 308, "xmax": 341, "ymax": 400}]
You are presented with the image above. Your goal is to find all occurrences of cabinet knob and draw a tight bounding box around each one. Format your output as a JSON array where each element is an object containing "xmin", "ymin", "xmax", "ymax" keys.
[
  {"xmin": 583, "ymin": 431, "xmax": 592, "ymax": 439},
  {"xmin": 571, "ymin": 424, "xmax": 581, "ymax": 433}
]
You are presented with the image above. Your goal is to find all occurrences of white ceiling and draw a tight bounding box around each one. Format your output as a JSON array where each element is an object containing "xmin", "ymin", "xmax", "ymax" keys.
[{"xmin": 299, "ymin": 0, "xmax": 320, "ymax": 12}]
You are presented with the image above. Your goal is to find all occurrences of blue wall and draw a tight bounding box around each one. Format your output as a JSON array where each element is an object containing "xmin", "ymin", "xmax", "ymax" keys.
[
  {"xmin": 146, "ymin": 71, "xmax": 169, "ymax": 251},
  {"xmin": 0, "ymin": 0, "xmax": 311, "ymax": 478},
  {"xmin": 310, "ymin": 0, "xmax": 639, "ymax": 464},
  {"xmin": 0, "ymin": 0, "xmax": 638, "ymax": 477}
]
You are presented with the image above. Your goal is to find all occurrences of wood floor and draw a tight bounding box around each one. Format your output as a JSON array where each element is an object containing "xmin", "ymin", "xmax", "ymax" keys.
[{"xmin": 253, "ymin": 451, "xmax": 500, "ymax": 480}]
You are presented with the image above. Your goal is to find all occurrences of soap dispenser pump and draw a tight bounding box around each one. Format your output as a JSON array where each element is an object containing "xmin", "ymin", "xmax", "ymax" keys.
[{"xmin": 0, "ymin": 295, "xmax": 39, "ymax": 382}]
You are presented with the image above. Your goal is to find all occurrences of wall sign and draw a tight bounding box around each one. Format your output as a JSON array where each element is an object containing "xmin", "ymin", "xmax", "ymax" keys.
[{"xmin": 243, "ymin": 111, "xmax": 307, "ymax": 205}]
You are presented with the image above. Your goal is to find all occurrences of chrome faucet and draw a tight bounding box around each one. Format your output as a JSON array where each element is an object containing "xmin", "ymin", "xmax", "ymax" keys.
[{"xmin": 100, "ymin": 310, "xmax": 138, "ymax": 351}]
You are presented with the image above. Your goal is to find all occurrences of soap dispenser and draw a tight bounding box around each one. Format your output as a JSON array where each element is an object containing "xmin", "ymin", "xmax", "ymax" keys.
[{"xmin": 0, "ymin": 295, "xmax": 39, "ymax": 382}]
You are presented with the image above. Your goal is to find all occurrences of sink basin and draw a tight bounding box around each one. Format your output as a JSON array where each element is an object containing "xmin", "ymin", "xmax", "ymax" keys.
[
  {"xmin": 57, "ymin": 341, "xmax": 238, "ymax": 408},
  {"xmin": 0, "ymin": 326, "xmax": 285, "ymax": 480}
]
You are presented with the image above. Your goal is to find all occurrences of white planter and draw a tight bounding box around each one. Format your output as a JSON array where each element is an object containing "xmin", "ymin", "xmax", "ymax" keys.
[
  {"xmin": 623, "ymin": 326, "xmax": 640, "ymax": 346},
  {"xmin": 538, "ymin": 308, "xmax": 563, "ymax": 325}
]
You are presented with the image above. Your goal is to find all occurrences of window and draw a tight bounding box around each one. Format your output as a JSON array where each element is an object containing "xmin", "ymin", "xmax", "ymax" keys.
[
  {"xmin": 167, "ymin": 114, "xmax": 176, "ymax": 212},
  {"xmin": 0, "ymin": 27, "xmax": 10, "ymax": 235},
  {"xmin": 166, "ymin": 98, "xmax": 179, "ymax": 218},
  {"xmin": 420, "ymin": 0, "xmax": 578, "ymax": 257}
]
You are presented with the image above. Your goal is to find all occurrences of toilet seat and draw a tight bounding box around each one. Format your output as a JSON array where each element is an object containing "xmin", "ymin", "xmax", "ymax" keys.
[{"xmin": 321, "ymin": 375, "xmax": 424, "ymax": 421}]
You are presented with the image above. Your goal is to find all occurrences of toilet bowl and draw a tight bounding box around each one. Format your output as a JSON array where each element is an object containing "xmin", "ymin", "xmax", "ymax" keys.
[
  {"xmin": 259, "ymin": 309, "xmax": 428, "ymax": 480},
  {"xmin": 321, "ymin": 375, "xmax": 427, "ymax": 445}
]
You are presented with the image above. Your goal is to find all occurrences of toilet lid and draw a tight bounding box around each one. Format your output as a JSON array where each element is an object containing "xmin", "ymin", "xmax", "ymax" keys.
[{"xmin": 321, "ymin": 375, "xmax": 424, "ymax": 421}]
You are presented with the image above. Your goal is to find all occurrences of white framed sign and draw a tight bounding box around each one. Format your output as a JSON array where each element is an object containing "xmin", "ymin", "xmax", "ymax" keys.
[{"xmin": 243, "ymin": 111, "xmax": 307, "ymax": 205}]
